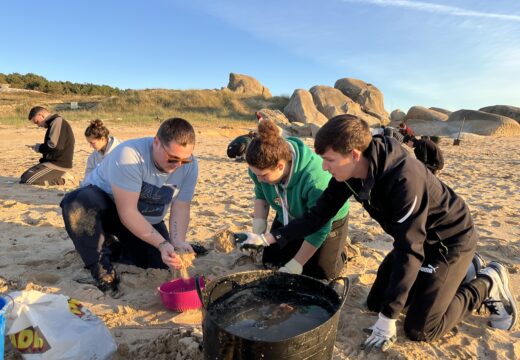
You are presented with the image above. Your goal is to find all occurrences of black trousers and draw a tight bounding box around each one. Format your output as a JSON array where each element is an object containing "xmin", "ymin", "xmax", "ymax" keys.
[
  {"xmin": 263, "ymin": 215, "xmax": 349, "ymax": 280},
  {"xmin": 20, "ymin": 163, "xmax": 66, "ymax": 185},
  {"xmin": 60, "ymin": 185, "xmax": 168, "ymax": 271},
  {"xmin": 366, "ymin": 228, "xmax": 488, "ymax": 341}
]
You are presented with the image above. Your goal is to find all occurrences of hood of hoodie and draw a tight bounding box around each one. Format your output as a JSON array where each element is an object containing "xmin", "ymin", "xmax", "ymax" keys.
[
  {"xmin": 284, "ymin": 137, "xmax": 319, "ymax": 188},
  {"xmin": 358, "ymin": 135, "xmax": 409, "ymax": 201}
]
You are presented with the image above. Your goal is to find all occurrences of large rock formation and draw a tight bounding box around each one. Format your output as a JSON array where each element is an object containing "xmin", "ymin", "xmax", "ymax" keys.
[
  {"xmin": 429, "ymin": 107, "xmax": 452, "ymax": 116},
  {"xmin": 334, "ymin": 78, "xmax": 388, "ymax": 122},
  {"xmin": 283, "ymin": 89, "xmax": 328, "ymax": 126},
  {"xmin": 257, "ymin": 108, "xmax": 319, "ymax": 138},
  {"xmin": 405, "ymin": 106, "xmax": 449, "ymax": 122},
  {"xmin": 309, "ymin": 85, "xmax": 381, "ymax": 127},
  {"xmin": 227, "ymin": 73, "xmax": 272, "ymax": 98},
  {"xmin": 479, "ymin": 105, "xmax": 520, "ymax": 123},
  {"xmin": 405, "ymin": 119, "xmax": 450, "ymax": 137},
  {"xmin": 446, "ymin": 110, "xmax": 520, "ymax": 136},
  {"xmin": 390, "ymin": 109, "xmax": 406, "ymax": 123}
]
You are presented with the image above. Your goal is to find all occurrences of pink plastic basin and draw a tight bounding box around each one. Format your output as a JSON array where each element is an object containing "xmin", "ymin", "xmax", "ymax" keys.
[{"xmin": 159, "ymin": 277, "xmax": 205, "ymax": 312}]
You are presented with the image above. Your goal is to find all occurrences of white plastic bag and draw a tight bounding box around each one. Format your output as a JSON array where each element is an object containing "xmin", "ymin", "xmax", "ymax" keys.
[{"xmin": 6, "ymin": 290, "xmax": 116, "ymax": 360}]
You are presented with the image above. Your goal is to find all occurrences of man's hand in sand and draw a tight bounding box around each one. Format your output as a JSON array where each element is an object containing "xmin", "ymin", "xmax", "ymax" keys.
[
  {"xmin": 158, "ymin": 241, "xmax": 182, "ymax": 268},
  {"xmin": 173, "ymin": 241, "xmax": 194, "ymax": 253}
]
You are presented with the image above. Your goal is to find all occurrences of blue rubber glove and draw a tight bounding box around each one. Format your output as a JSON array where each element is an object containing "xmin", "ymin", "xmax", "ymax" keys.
[{"xmin": 361, "ymin": 313, "xmax": 397, "ymax": 352}]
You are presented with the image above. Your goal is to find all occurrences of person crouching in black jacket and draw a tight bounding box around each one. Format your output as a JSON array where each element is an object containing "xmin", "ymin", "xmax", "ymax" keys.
[
  {"xmin": 403, "ymin": 135, "xmax": 444, "ymax": 175},
  {"xmin": 226, "ymin": 131, "xmax": 257, "ymax": 162},
  {"xmin": 234, "ymin": 114, "xmax": 517, "ymax": 352}
]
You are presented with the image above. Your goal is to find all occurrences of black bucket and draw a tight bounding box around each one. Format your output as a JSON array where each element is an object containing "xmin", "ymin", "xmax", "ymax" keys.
[{"xmin": 195, "ymin": 270, "xmax": 349, "ymax": 360}]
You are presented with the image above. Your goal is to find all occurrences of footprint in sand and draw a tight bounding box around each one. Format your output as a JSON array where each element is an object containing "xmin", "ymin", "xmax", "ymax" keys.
[
  {"xmin": 22, "ymin": 214, "xmax": 43, "ymax": 225},
  {"xmin": 27, "ymin": 272, "xmax": 61, "ymax": 285},
  {"xmin": 198, "ymin": 210, "xmax": 217, "ymax": 217}
]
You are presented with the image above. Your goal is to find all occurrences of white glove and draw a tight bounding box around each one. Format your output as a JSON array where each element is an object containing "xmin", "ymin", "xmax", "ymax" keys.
[
  {"xmin": 252, "ymin": 218, "xmax": 268, "ymax": 235},
  {"xmin": 279, "ymin": 259, "xmax": 303, "ymax": 275},
  {"xmin": 361, "ymin": 313, "xmax": 397, "ymax": 352},
  {"xmin": 234, "ymin": 232, "xmax": 270, "ymax": 251}
]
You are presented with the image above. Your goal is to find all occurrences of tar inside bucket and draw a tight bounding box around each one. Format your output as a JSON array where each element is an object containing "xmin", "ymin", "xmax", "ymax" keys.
[{"xmin": 212, "ymin": 285, "xmax": 335, "ymax": 341}]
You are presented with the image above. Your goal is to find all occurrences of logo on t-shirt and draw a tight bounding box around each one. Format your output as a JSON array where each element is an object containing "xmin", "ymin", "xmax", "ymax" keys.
[{"xmin": 137, "ymin": 182, "xmax": 178, "ymax": 216}]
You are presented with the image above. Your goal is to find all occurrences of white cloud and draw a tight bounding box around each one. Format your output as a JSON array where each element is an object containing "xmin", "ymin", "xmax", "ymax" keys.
[{"xmin": 342, "ymin": 0, "xmax": 520, "ymax": 22}]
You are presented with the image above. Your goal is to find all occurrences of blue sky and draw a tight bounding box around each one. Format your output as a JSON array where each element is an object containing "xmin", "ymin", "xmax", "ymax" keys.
[{"xmin": 2, "ymin": 0, "xmax": 519, "ymax": 111}]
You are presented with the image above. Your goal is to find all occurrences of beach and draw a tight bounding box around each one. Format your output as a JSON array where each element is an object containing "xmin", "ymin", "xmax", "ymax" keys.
[{"xmin": 0, "ymin": 122, "xmax": 519, "ymax": 359}]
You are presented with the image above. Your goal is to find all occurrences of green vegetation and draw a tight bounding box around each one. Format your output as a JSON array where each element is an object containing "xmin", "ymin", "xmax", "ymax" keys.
[
  {"xmin": 0, "ymin": 78, "xmax": 290, "ymax": 127},
  {"xmin": 0, "ymin": 73, "xmax": 121, "ymax": 95}
]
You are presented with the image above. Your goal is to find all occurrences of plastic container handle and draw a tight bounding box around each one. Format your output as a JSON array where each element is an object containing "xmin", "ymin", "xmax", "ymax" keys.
[
  {"xmin": 328, "ymin": 277, "xmax": 350, "ymax": 306},
  {"xmin": 194, "ymin": 276, "xmax": 206, "ymax": 310}
]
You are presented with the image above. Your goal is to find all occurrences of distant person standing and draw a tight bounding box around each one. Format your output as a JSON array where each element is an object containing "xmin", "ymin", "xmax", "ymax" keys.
[
  {"xmin": 404, "ymin": 135, "xmax": 444, "ymax": 175},
  {"xmin": 83, "ymin": 119, "xmax": 120, "ymax": 178},
  {"xmin": 21, "ymin": 106, "xmax": 75, "ymax": 185}
]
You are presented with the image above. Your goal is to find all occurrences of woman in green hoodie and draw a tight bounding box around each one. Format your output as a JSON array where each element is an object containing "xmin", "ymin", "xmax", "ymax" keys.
[{"xmin": 245, "ymin": 119, "xmax": 350, "ymax": 279}]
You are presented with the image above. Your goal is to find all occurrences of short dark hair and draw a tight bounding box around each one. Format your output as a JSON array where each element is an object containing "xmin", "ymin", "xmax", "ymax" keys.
[
  {"xmin": 315, "ymin": 114, "xmax": 372, "ymax": 155},
  {"xmin": 85, "ymin": 119, "xmax": 110, "ymax": 139},
  {"xmin": 157, "ymin": 117, "xmax": 195, "ymax": 146},
  {"xmin": 28, "ymin": 106, "xmax": 47, "ymax": 120}
]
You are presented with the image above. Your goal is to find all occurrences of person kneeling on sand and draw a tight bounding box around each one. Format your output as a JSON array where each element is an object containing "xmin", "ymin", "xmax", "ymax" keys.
[
  {"xmin": 226, "ymin": 131, "xmax": 257, "ymax": 162},
  {"xmin": 20, "ymin": 106, "xmax": 75, "ymax": 185},
  {"xmin": 60, "ymin": 118, "xmax": 198, "ymax": 295},
  {"xmin": 83, "ymin": 119, "xmax": 120, "ymax": 179},
  {"xmin": 235, "ymin": 114, "xmax": 518, "ymax": 351},
  {"xmin": 236, "ymin": 119, "xmax": 350, "ymax": 280},
  {"xmin": 403, "ymin": 134, "xmax": 444, "ymax": 175}
]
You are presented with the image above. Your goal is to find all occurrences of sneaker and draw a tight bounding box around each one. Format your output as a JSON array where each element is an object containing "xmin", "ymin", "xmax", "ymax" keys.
[
  {"xmin": 463, "ymin": 252, "xmax": 486, "ymax": 284},
  {"xmin": 479, "ymin": 261, "xmax": 518, "ymax": 330},
  {"xmin": 90, "ymin": 263, "xmax": 120, "ymax": 294}
]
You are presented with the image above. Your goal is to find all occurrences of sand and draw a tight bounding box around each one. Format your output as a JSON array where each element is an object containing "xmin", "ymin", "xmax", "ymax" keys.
[{"xmin": 0, "ymin": 123, "xmax": 519, "ymax": 359}]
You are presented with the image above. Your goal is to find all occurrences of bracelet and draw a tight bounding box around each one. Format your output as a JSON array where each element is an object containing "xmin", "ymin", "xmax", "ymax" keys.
[
  {"xmin": 259, "ymin": 234, "xmax": 270, "ymax": 246},
  {"xmin": 157, "ymin": 240, "xmax": 169, "ymax": 251}
]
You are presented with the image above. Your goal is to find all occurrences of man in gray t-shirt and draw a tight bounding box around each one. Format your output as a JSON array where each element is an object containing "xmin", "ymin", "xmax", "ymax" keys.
[{"xmin": 60, "ymin": 118, "xmax": 198, "ymax": 295}]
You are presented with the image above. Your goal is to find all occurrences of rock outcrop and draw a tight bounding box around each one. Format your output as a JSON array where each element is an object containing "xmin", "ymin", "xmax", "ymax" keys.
[
  {"xmin": 227, "ymin": 73, "xmax": 272, "ymax": 98},
  {"xmin": 309, "ymin": 85, "xmax": 381, "ymax": 127},
  {"xmin": 479, "ymin": 105, "xmax": 520, "ymax": 123},
  {"xmin": 390, "ymin": 109, "xmax": 406, "ymax": 123},
  {"xmin": 429, "ymin": 107, "xmax": 452, "ymax": 116},
  {"xmin": 405, "ymin": 106, "xmax": 449, "ymax": 122},
  {"xmin": 446, "ymin": 110, "xmax": 520, "ymax": 136},
  {"xmin": 334, "ymin": 78, "xmax": 388, "ymax": 122},
  {"xmin": 283, "ymin": 89, "xmax": 328, "ymax": 126}
]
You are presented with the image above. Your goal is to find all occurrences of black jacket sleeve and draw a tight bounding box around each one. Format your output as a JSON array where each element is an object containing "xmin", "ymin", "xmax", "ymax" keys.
[
  {"xmin": 271, "ymin": 178, "xmax": 352, "ymax": 248},
  {"xmin": 379, "ymin": 174, "xmax": 429, "ymax": 319},
  {"xmin": 38, "ymin": 117, "xmax": 64, "ymax": 154}
]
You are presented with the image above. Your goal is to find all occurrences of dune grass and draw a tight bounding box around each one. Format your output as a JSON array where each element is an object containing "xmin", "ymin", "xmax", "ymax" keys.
[{"xmin": 0, "ymin": 89, "xmax": 289, "ymax": 128}]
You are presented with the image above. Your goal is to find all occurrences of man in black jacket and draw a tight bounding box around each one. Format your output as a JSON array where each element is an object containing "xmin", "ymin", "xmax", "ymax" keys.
[
  {"xmin": 404, "ymin": 135, "xmax": 444, "ymax": 174},
  {"xmin": 236, "ymin": 114, "xmax": 517, "ymax": 351},
  {"xmin": 21, "ymin": 106, "xmax": 75, "ymax": 185}
]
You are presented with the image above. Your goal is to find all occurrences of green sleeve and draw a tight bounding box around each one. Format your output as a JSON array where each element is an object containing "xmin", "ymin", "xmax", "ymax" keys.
[{"xmin": 302, "ymin": 180, "xmax": 335, "ymax": 247}]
